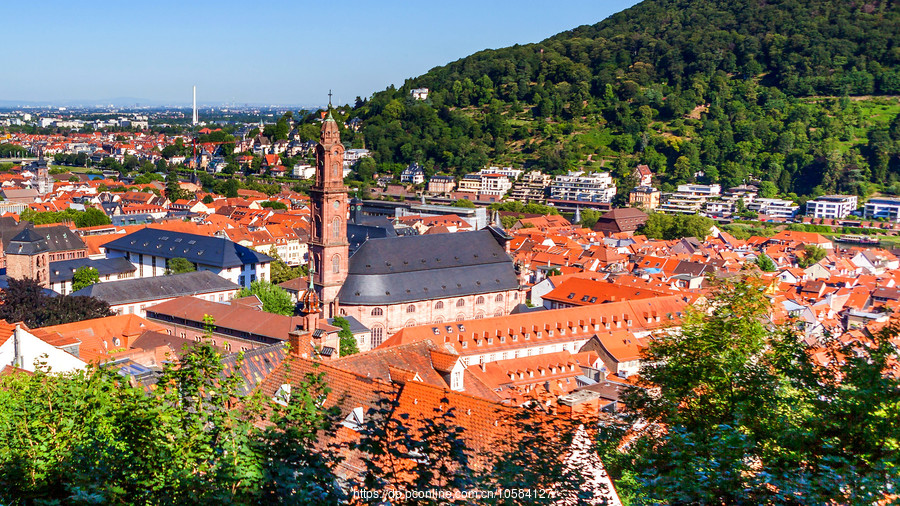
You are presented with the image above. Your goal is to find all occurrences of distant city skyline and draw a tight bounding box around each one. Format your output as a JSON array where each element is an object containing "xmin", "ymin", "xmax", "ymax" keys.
[{"xmin": 3, "ymin": 0, "xmax": 640, "ymax": 107}]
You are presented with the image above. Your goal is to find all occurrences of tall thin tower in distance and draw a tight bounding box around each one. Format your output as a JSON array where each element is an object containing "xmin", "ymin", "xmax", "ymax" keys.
[{"xmin": 192, "ymin": 86, "xmax": 198, "ymax": 125}]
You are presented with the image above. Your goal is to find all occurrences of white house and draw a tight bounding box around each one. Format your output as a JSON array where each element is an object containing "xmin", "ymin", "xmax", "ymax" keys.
[{"xmin": 0, "ymin": 324, "xmax": 86, "ymax": 373}]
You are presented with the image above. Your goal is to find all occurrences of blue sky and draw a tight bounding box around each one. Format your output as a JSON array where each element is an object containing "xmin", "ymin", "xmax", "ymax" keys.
[{"xmin": 3, "ymin": 0, "xmax": 640, "ymax": 107}]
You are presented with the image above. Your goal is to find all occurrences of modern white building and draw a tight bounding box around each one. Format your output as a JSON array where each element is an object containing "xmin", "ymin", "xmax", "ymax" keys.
[
  {"xmin": 747, "ymin": 198, "xmax": 799, "ymax": 219},
  {"xmin": 864, "ymin": 198, "xmax": 900, "ymax": 222},
  {"xmin": 806, "ymin": 195, "xmax": 858, "ymax": 219},
  {"xmin": 659, "ymin": 184, "xmax": 721, "ymax": 214},
  {"xmin": 549, "ymin": 171, "xmax": 617, "ymax": 203}
]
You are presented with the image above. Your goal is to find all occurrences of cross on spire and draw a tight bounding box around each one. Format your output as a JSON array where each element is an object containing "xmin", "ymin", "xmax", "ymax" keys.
[{"xmin": 328, "ymin": 89, "xmax": 333, "ymax": 107}]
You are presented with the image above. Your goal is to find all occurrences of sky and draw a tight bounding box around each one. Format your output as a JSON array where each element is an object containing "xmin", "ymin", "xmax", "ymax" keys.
[{"xmin": 3, "ymin": 0, "xmax": 640, "ymax": 107}]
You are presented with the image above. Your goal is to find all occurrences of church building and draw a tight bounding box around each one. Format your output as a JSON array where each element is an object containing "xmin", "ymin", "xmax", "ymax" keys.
[{"xmin": 307, "ymin": 109, "xmax": 524, "ymax": 352}]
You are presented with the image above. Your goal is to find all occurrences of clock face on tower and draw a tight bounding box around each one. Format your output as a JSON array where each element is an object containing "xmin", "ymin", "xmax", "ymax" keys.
[{"xmin": 333, "ymin": 201, "xmax": 339, "ymax": 209}]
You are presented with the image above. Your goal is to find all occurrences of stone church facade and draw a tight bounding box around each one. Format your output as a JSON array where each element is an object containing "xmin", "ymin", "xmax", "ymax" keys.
[{"xmin": 307, "ymin": 110, "xmax": 525, "ymax": 352}]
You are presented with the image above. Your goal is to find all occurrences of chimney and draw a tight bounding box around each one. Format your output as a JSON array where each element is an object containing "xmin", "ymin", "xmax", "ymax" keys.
[{"xmin": 288, "ymin": 330, "xmax": 304, "ymax": 357}]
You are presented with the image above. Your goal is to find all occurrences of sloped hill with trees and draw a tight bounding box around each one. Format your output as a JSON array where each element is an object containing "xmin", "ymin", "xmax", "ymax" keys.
[{"xmin": 337, "ymin": 0, "xmax": 900, "ymax": 201}]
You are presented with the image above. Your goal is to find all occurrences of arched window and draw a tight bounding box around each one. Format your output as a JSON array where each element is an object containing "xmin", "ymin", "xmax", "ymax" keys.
[
  {"xmin": 435, "ymin": 301, "xmax": 444, "ymax": 310},
  {"xmin": 371, "ymin": 326, "xmax": 384, "ymax": 348},
  {"xmin": 495, "ymin": 294, "xmax": 504, "ymax": 302},
  {"xmin": 494, "ymin": 309, "xmax": 504, "ymax": 317},
  {"xmin": 433, "ymin": 316, "xmax": 444, "ymax": 324},
  {"xmin": 332, "ymin": 254, "xmax": 340, "ymax": 274},
  {"xmin": 475, "ymin": 311, "xmax": 485, "ymax": 319},
  {"xmin": 332, "ymin": 162, "xmax": 341, "ymax": 179},
  {"xmin": 476, "ymin": 296, "xmax": 485, "ymax": 305},
  {"xmin": 332, "ymin": 217, "xmax": 341, "ymax": 239},
  {"xmin": 456, "ymin": 299, "xmax": 465, "ymax": 307},
  {"xmin": 314, "ymin": 216, "xmax": 322, "ymax": 240},
  {"xmin": 455, "ymin": 313, "xmax": 466, "ymax": 322},
  {"xmin": 406, "ymin": 304, "xmax": 416, "ymax": 313},
  {"xmin": 371, "ymin": 307, "xmax": 383, "ymax": 316},
  {"xmin": 405, "ymin": 319, "xmax": 417, "ymax": 328}
]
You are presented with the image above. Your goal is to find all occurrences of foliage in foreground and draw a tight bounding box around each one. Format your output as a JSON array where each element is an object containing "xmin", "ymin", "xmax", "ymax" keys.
[
  {"xmin": 0, "ymin": 343, "xmax": 344, "ymax": 505},
  {"xmin": 600, "ymin": 278, "xmax": 900, "ymax": 505}
]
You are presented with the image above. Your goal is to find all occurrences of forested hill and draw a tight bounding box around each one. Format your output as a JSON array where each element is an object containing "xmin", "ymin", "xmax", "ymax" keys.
[{"xmin": 337, "ymin": 0, "xmax": 900, "ymax": 201}]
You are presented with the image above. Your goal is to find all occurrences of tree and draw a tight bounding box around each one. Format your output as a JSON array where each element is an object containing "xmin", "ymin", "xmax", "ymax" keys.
[
  {"xmin": 266, "ymin": 247, "xmax": 305, "ymax": 285},
  {"xmin": 0, "ymin": 277, "xmax": 112, "ymax": 328},
  {"xmin": 754, "ymin": 253, "xmax": 777, "ymax": 272},
  {"xmin": 0, "ymin": 319, "xmax": 344, "ymax": 505},
  {"xmin": 167, "ymin": 257, "xmax": 195, "ymax": 274},
  {"xmin": 578, "ymin": 209, "xmax": 601, "ymax": 229},
  {"xmin": 798, "ymin": 244, "xmax": 826, "ymax": 267},
  {"xmin": 71, "ymin": 266, "xmax": 99, "ymax": 291},
  {"xmin": 331, "ymin": 317, "xmax": 359, "ymax": 356},
  {"xmin": 236, "ymin": 280, "xmax": 294, "ymax": 316},
  {"xmin": 202, "ymin": 195, "xmax": 214, "ymax": 204},
  {"xmin": 604, "ymin": 278, "xmax": 900, "ymax": 503},
  {"xmin": 260, "ymin": 201, "xmax": 288, "ymax": 211},
  {"xmin": 637, "ymin": 213, "xmax": 713, "ymax": 240}
]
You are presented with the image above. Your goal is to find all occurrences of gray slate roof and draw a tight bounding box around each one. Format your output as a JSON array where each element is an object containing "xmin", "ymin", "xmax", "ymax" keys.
[
  {"xmin": 103, "ymin": 228, "xmax": 273, "ymax": 268},
  {"xmin": 38, "ymin": 225, "xmax": 87, "ymax": 252},
  {"xmin": 338, "ymin": 229, "xmax": 519, "ymax": 305},
  {"xmin": 49, "ymin": 257, "xmax": 136, "ymax": 284},
  {"xmin": 71, "ymin": 270, "xmax": 240, "ymax": 305},
  {"xmin": 5, "ymin": 228, "xmax": 49, "ymax": 255}
]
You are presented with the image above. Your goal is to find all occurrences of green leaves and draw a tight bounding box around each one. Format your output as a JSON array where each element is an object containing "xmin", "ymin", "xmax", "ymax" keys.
[
  {"xmin": 236, "ymin": 280, "xmax": 294, "ymax": 316},
  {"xmin": 608, "ymin": 278, "xmax": 900, "ymax": 504}
]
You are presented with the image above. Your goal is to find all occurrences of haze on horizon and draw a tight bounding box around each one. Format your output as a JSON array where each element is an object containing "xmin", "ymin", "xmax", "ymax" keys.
[{"xmin": 3, "ymin": 0, "xmax": 639, "ymax": 107}]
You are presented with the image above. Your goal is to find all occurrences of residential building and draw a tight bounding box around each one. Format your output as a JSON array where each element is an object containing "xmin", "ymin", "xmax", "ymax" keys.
[
  {"xmin": 864, "ymin": 198, "xmax": 900, "ymax": 221},
  {"xmin": 0, "ymin": 321, "xmax": 86, "ymax": 373},
  {"xmin": 508, "ymin": 171, "xmax": 551, "ymax": 203},
  {"xmin": 411, "ymin": 88, "xmax": 429, "ymax": 100},
  {"xmin": 49, "ymin": 257, "xmax": 136, "ymax": 295},
  {"xmin": 549, "ymin": 171, "xmax": 617, "ymax": 203},
  {"xmin": 628, "ymin": 186, "xmax": 660, "ymax": 210},
  {"xmin": 658, "ymin": 184, "xmax": 721, "ymax": 214},
  {"xmin": 747, "ymin": 198, "xmax": 799, "ymax": 219},
  {"xmin": 633, "ymin": 164, "xmax": 653, "ymax": 186},
  {"xmin": 427, "ymin": 175, "xmax": 456, "ymax": 194},
  {"xmin": 806, "ymin": 195, "xmax": 858, "ymax": 219},
  {"xmin": 399, "ymin": 163, "xmax": 425, "ymax": 184}
]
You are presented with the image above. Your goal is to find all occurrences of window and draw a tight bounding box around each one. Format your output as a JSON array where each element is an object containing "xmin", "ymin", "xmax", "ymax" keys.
[
  {"xmin": 405, "ymin": 320, "xmax": 417, "ymax": 328},
  {"xmin": 371, "ymin": 307, "xmax": 383, "ymax": 316},
  {"xmin": 406, "ymin": 304, "xmax": 416, "ymax": 313},
  {"xmin": 475, "ymin": 311, "xmax": 484, "ymax": 319},
  {"xmin": 476, "ymin": 296, "xmax": 485, "ymax": 305},
  {"xmin": 332, "ymin": 254, "xmax": 341, "ymax": 274},
  {"xmin": 371, "ymin": 326, "xmax": 384, "ymax": 348},
  {"xmin": 456, "ymin": 299, "xmax": 465, "ymax": 307},
  {"xmin": 435, "ymin": 301, "xmax": 444, "ymax": 310},
  {"xmin": 239, "ymin": 275, "xmax": 245, "ymax": 286},
  {"xmin": 495, "ymin": 294, "xmax": 504, "ymax": 302},
  {"xmin": 332, "ymin": 217, "xmax": 341, "ymax": 239},
  {"xmin": 456, "ymin": 313, "xmax": 465, "ymax": 322}
]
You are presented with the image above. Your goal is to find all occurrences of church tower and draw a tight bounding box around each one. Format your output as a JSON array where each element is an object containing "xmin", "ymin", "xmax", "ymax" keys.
[
  {"xmin": 5, "ymin": 228, "xmax": 50, "ymax": 288},
  {"xmin": 309, "ymin": 108, "xmax": 349, "ymax": 317}
]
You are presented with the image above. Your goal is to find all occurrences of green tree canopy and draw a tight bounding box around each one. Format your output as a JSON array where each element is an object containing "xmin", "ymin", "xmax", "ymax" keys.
[
  {"xmin": 166, "ymin": 257, "xmax": 195, "ymax": 274},
  {"xmin": 71, "ymin": 266, "xmax": 99, "ymax": 291},
  {"xmin": 236, "ymin": 280, "xmax": 294, "ymax": 316},
  {"xmin": 331, "ymin": 316, "xmax": 359, "ymax": 357},
  {"xmin": 601, "ymin": 278, "xmax": 900, "ymax": 503}
]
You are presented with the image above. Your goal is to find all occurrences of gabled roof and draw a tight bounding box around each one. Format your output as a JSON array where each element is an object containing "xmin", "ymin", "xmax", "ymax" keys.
[
  {"xmin": 71, "ymin": 270, "xmax": 240, "ymax": 305},
  {"xmin": 49, "ymin": 257, "xmax": 135, "ymax": 284},
  {"xmin": 103, "ymin": 228, "xmax": 273, "ymax": 268}
]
